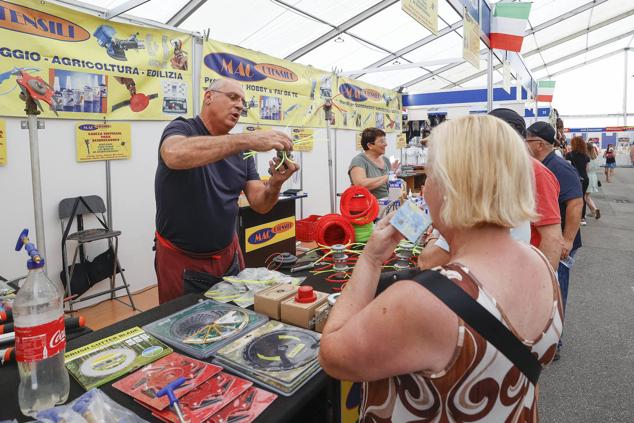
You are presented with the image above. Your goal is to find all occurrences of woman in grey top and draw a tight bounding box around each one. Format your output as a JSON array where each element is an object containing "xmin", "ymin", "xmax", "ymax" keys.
[{"xmin": 348, "ymin": 127, "xmax": 399, "ymax": 199}]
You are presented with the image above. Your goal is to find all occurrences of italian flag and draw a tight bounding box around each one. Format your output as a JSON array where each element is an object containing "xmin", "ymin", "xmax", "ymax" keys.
[
  {"xmin": 536, "ymin": 80, "xmax": 556, "ymax": 102},
  {"xmin": 490, "ymin": 2, "xmax": 532, "ymax": 52}
]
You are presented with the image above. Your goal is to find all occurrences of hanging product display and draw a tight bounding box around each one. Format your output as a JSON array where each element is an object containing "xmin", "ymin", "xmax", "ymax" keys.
[
  {"xmin": 333, "ymin": 76, "xmax": 402, "ymax": 133},
  {"xmin": 0, "ymin": 0, "xmax": 193, "ymax": 120},
  {"xmin": 201, "ymin": 39, "xmax": 328, "ymax": 128}
]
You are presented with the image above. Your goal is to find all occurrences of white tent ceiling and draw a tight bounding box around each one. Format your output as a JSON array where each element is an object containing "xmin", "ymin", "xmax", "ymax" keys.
[{"xmin": 55, "ymin": 0, "xmax": 634, "ymax": 116}]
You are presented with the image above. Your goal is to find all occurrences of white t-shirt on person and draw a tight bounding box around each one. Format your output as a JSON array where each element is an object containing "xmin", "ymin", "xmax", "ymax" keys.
[{"xmin": 434, "ymin": 220, "xmax": 531, "ymax": 252}]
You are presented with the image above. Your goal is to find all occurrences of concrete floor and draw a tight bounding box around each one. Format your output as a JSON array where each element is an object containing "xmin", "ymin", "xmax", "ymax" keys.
[{"xmin": 539, "ymin": 166, "xmax": 634, "ymax": 422}]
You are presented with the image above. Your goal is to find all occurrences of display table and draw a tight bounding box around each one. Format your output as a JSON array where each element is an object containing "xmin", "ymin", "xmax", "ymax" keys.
[
  {"xmin": 238, "ymin": 194, "xmax": 307, "ymax": 268},
  {"xmin": 0, "ymin": 294, "xmax": 332, "ymax": 423}
]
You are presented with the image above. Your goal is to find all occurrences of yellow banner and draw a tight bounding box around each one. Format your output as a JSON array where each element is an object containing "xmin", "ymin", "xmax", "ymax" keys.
[
  {"xmin": 355, "ymin": 132, "xmax": 363, "ymax": 151},
  {"xmin": 396, "ymin": 133, "xmax": 407, "ymax": 149},
  {"xmin": 0, "ymin": 119, "xmax": 5, "ymax": 165},
  {"xmin": 75, "ymin": 122, "xmax": 131, "ymax": 162},
  {"xmin": 0, "ymin": 0, "xmax": 192, "ymax": 120},
  {"xmin": 201, "ymin": 39, "xmax": 329, "ymax": 129},
  {"xmin": 463, "ymin": 7, "xmax": 480, "ymax": 69},
  {"xmin": 401, "ymin": 0, "xmax": 439, "ymax": 35},
  {"xmin": 333, "ymin": 76, "xmax": 401, "ymax": 133},
  {"xmin": 245, "ymin": 216, "xmax": 295, "ymax": 253},
  {"xmin": 291, "ymin": 128, "xmax": 313, "ymax": 152}
]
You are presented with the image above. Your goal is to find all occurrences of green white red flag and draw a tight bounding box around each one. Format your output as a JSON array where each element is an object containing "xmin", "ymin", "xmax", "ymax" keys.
[
  {"xmin": 537, "ymin": 80, "xmax": 556, "ymax": 102},
  {"xmin": 490, "ymin": 2, "xmax": 532, "ymax": 52}
]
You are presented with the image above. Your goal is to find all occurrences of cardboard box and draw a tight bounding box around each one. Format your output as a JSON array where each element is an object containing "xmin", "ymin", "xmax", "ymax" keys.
[
  {"xmin": 254, "ymin": 284, "xmax": 298, "ymax": 320},
  {"xmin": 280, "ymin": 287, "xmax": 328, "ymax": 330},
  {"xmin": 314, "ymin": 302, "xmax": 331, "ymax": 333}
]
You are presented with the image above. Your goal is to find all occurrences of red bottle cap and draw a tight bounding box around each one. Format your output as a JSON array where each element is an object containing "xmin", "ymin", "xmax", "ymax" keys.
[{"xmin": 295, "ymin": 286, "xmax": 317, "ymax": 303}]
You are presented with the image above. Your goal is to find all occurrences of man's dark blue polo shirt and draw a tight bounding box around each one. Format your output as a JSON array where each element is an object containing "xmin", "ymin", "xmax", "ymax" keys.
[{"xmin": 542, "ymin": 151, "xmax": 583, "ymax": 250}]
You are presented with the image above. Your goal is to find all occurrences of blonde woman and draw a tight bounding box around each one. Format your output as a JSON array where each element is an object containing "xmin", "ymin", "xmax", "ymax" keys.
[
  {"xmin": 586, "ymin": 142, "xmax": 601, "ymax": 219},
  {"xmin": 320, "ymin": 115, "xmax": 562, "ymax": 422}
]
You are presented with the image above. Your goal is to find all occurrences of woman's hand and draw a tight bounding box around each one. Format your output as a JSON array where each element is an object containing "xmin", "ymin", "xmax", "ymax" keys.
[
  {"xmin": 390, "ymin": 159, "xmax": 400, "ymax": 172},
  {"xmin": 362, "ymin": 212, "xmax": 404, "ymax": 265}
]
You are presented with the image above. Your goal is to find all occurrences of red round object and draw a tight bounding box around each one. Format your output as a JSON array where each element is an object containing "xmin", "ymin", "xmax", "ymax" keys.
[
  {"xmin": 130, "ymin": 93, "xmax": 150, "ymax": 112},
  {"xmin": 315, "ymin": 214, "xmax": 355, "ymax": 246},
  {"xmin": 295, "ymin": 285, "xmax": 317, "ymax": 303},
  {"xmin": 340, "ymin": 186, "xmax": 379, "ymax": 225}
]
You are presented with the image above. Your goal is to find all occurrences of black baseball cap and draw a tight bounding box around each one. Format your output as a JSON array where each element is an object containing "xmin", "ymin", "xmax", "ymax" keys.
[
  {"xmin": 488, "ymin": 108, "xmax": 527, "ymax": 138},
  {"xmin": 527, "ymin": 121, "xmax": 557, "ymax": 145}
]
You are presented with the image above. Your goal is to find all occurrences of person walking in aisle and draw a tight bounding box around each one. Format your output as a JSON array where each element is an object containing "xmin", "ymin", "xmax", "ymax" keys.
[
  {"xmin": 604, "ymin": 144, "xmax": 616, "ymax": 182},
  {"xmin": 565, "ymin": 136, "xmax": 590, "ymax": 225},
  {"xmin": 585, "ymin": 142, "xmax": 601, "ymax": 219}
]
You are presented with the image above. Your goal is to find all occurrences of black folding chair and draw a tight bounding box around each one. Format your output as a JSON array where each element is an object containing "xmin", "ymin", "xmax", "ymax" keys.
[{"xmin": 59, "ymin": 195, "xmax": 136, "ymax": 312}]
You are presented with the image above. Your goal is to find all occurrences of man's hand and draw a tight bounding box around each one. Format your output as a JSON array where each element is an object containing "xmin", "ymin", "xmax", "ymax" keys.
[
  {"xmin": 247, "ymin": 130, "xmax": 293, "ymax": 152},
  {"xmin": 268, "ymin": 157, "xmax": 299, "ymax": 186},
  {"xmin": 561, "ymin": 238, "xmax": 573, "ymax": 260}
]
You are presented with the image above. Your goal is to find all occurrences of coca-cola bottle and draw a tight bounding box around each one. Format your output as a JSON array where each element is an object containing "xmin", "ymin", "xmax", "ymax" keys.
[{"xmin": 14, "ymin": 229, "xmax": 70, "ymax": 417}]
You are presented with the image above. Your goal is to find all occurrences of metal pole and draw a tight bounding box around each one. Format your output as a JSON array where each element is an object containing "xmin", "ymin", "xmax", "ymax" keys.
[
  {"xmin": 623, "ymin": 48, "xmax": 629, "ymax": 126},
  {"xmin": 106, "ymin": 160, "xmax": 113, "ymax": 230},
  {"xmin": 487, "ymin": 49, "xmax": 494, "ymax": 112},
  {"xmin": 27, "ymin": 114, "xmax": 47, "ymax": 264},
  {"xmin": 299, "ymin": 152, "xmax": 304, "ymax": 219},
  {"xmin": 326, "ymin": 118, "xmax": 335, "ymax": 213}
]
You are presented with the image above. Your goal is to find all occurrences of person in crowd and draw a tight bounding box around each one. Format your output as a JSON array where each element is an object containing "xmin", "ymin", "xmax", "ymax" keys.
[
  {"xmin": 154, "ymin": 78, "xmax": 299, "ymax": 304},
  {"xmin": 348, "ymin": 127, "xmax": 399, "ymax": 199},
  {"xmin": 604, "ymin": 144, "xmax": 616, "ymax": 182},
  {"xmin": 418, "ymin": 108, "xmax": 562, "ymax": 271},
  {"xmin": 565, "ymin": 136, "xmax": 590, "ymax": 225},
  {"xmin": 630, "ymin": 142, "xmax": 634, "ymax": 166},
  {"xmin": 320, "ymin": 115, "xmax": 562, "ymax": 422},
  {"xmin": 585, "ymin": 141, "xmax": 601, "ymax": 219},
  {"xmin": 526, "ymin": 121, "xmax": 583, "ymax": 359}
]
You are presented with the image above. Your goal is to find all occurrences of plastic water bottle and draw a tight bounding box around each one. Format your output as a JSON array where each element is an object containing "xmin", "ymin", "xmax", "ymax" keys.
[{"xmin": 14, "ymin": 230, "xmax": 70, "ymax": 417}]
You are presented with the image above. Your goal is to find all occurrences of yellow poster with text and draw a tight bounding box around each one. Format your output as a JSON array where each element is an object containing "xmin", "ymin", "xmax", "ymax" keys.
[
  {"xmin": 355, "ymin": 132, "xmax": 363, "ymax": 151},
  {"xmin": 402, "ymin": 0, "xmax": 438, "ymax": 35},
  {"xmin": 0, "ymin": 120, "xmax": 6, "ymax": 165},
  {"xmin": 201, "ymin": 40, "xmax": 330, "ymax": 129},
  {"xmin": 76, "ymin": 122, "xmax": 131, "ymax": 162},
  {"xmin": 291, "ymin": 128, "xmax": 313, "ymax": 152},
  {"xmin": 245, "ymin": 216, "xmax": 295, "ymax": 253},
  {"xmin": 463, "ymin": 7, "xmax": 480, "ymax": 69},
  {"xmin": 396, "ymin": 133, "xmax": 407, "ymax": 149},
  {"xmin": 0, "ymin": 0, "xmax": 192, "ymax": 120},
  {"xmin": 333, "ymin": 76, "xmax": 401, "ymax": 133}
]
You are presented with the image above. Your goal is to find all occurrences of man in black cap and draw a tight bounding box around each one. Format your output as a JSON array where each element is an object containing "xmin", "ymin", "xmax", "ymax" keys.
[
  {"xmin": 489, "ymin": 109, "xmax": 563, "ymax": 270},
  {"xmin": 527, "ymin": 121, "xmax": 583, "ymax": 357},
  {"xmin": 418, "ymin": 109, "xmax": 563, "ymax": 272}
]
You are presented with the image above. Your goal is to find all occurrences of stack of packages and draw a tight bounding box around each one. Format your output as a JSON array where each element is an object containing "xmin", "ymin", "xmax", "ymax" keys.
[
  {"xmin": 213, "ymin": 320, "xmax": 321, "ymax": 396},
  {"xmin": 113, "ymin": 352, "xmax": 276, "ymax": 422},
  {"xmin": 142, "ymin": 300, "xmax": 269, "ymax": 359}
]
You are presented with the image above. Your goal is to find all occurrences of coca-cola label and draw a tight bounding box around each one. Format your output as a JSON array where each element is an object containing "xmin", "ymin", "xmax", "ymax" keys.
[{"xmin": 15, "ymin": 317, "xmax": 66, "ymax": 362}]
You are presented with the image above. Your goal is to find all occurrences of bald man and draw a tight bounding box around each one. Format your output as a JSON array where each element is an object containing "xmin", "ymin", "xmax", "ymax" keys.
[{"xmin": 154, "ymin": 79, "xmax": 299, "ymax": 303}]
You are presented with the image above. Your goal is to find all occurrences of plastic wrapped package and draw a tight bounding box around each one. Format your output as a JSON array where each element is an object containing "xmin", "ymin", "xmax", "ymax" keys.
[
  {"xmin": 205, "ymin": 268, "xmax": 303, "ymax": 308},
  {"xmin": 34, "ymin": 388, "xmax": 148, "ymax": 423}
]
